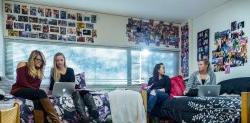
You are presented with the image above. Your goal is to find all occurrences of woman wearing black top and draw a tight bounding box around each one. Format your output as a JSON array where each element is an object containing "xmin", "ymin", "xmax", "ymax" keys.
[
  {"xmin": 147, "ymin": 63, "xmax": 171, "ymax": 114},
  {"xmin": 48, "ymin": 52, "xmax": 99, "ymax": 123}
]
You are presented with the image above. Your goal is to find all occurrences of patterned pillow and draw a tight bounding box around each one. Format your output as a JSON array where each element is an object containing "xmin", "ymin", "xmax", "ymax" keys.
[{"xmin": 75, "ymin": 72, "xmax": 86, "ymax": 89}]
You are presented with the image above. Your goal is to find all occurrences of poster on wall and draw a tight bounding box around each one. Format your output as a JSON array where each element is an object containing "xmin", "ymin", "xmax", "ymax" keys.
[
  {"xmin": 212, "ymin": 21, "xmax": 247, "ymax": 73},
  {"xmin": 181, "ymin": 23, "xmax": 189, "ymax": 77},
  {"xmin": 126, "ymin": 18, "xmax": 180, "ymax": 48},
  {"xmin": 4, "ymin": 1, "xmax": 97, "ymax": 43},
  {"xmin": 197, "ymin": 29, "xmax": 209, "ymax": 61}
]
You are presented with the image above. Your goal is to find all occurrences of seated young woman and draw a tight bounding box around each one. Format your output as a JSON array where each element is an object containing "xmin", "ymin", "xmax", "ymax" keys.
[
  {"xmin": 184, "ymin": 59, "xmax": 216, "ymax": 95},
  {"xmin": 10, "ymin": 50, "xmax": 61, "ymax": 123},
  {"xmin": 48, "ymin": 52, "xmax": 100, "ymax": 123},
  {"xmin": 147, "ymin": 63, "xmax": 171, "ymax": 115}
]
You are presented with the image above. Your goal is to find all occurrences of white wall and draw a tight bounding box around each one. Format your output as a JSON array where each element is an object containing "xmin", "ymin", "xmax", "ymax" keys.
[
  {"xmin": 0, "ymin": 0, "xmax": 4, "ymax": 77},
  {"xmin": 0, "ymin": 1, "xmax": 180, "ymax": 76},
  {"xmin": 190, "ymin": 0, "xmax": 250, "ymax": 82}
]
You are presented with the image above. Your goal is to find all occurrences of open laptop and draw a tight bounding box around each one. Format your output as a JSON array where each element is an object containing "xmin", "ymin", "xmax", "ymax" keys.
[
  {"xmin": 52, "ymin": 82, "xmax": 75, "ymax": 97},
  {"xmin": 198, "ymin": 85, "xmax": 221, "ymax": 97}
]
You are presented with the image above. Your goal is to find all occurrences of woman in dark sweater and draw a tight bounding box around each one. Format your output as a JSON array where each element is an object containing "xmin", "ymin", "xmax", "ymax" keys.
[
  {"xmin": 11, "ymin": 50, "xmax": 61, "ymax": 123},
  {"xmin": 49, "ymin": 52, "xmax": 99, "ymax": 123},
  {"xmin": 147, "ymin": 63, "xmax": 171, "ymax": 114}
]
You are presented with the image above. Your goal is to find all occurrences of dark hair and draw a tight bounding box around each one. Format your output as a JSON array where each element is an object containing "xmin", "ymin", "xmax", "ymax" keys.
[{"xmin": 152, "ymin": 63, "xmax": 164, "ymax": 81}]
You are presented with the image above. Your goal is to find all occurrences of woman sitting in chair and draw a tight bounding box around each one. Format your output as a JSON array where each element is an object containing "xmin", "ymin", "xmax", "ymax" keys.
[
  {"xmin": 147, "ymin": 63, "xmax": 171, "ymax": 115},
  {"xmin": 48, "ymin": 52, "xmax": 100, "ymax": 123},
  {"xmin": 10, "ymin": 50, "xmax": 61, "ymax": 123}
]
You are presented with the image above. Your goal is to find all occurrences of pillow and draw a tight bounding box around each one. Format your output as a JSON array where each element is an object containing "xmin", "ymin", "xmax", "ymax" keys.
[
  {"xmin": 218, "ymin": 77, "xmax": 250, "ymax": 95},
  {"xmin": 170, "ymin": 75, "xmax": 186, "ymax": 98},
  {"xmin": 75, "ymin": 72, "xmax": 86, "ymax": 89}
]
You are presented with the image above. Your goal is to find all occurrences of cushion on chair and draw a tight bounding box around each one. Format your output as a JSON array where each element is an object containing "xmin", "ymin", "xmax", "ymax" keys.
[{"xmin": 169, "ymin": 75, "xmax": 186, "ymax": 98}]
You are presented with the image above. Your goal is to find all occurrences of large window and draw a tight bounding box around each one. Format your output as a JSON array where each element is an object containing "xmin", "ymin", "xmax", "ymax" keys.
[
  {"xmin": 131, "ymin": 50, "xmax": 179, "ymax": 84},
  {"xmin": 5, "ymin": 40, "xmax": 179, "ymax": 85}
]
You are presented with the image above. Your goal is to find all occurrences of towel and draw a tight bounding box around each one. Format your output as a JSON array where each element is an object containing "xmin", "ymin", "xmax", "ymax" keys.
[{"xmin": 108, "ymin": 90, "xmax": 146, "ymax": 123}]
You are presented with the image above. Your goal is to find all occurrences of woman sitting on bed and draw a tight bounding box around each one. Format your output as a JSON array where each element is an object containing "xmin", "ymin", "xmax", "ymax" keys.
[
  {"xmin": 147, "ymin": 63, "xmax": 171, "ymax": 114},
  {"xmin": 10, "ymin": 50, "xmax": 61, "ymax": 123},
  {"xmin": 184, "ymin": 59, "xmax": 216, "ymax": 95},
  {"xmin": 48, "ymin": 52, "xmax": 100, "ymax": 123}
]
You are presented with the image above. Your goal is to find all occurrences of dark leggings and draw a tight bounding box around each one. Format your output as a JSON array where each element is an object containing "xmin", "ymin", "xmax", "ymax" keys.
[{"xmin": 13, "ymin": 88, "xmax": 48, "ymax": 110}]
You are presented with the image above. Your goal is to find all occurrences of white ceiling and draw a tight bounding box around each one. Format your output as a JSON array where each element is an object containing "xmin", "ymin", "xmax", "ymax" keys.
[{"xmin": 17, "ymin": 0, "xmax": 231, "ymax": 23}]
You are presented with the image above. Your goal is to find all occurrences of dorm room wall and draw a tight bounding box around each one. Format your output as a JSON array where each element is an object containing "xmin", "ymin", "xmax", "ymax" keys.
[
  {"xmin": 0, "ymin": 1, "xmax": 180, "ymax": 77},
  {"xmin": 190, "ymin": 0, "xmax": 250, "ymax": 83}
]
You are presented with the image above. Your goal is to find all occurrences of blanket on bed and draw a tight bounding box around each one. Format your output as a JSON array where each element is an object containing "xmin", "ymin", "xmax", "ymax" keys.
[{"xmin": 154, "ymin": 96, "xmax": 241, "ymax": 123}]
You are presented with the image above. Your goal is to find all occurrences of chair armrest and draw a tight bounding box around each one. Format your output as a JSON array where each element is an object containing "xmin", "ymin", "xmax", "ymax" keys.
[
  {"xmin": 140, "ymin": 90, "xmax": 147, "ymax": 112},
  {"xmin": 241, "ymin": 92, "xmax": 250, "ymax": 123}
]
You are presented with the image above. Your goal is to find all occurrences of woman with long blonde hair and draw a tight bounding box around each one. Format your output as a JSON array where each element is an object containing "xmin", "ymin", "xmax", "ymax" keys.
[
  {"xmin": 11, "ymin": 50, "xmax": 61, "ymax": 123},
  {"xmin": 49, "ymin": 52, "xmax": 100, "ymax": 123}
]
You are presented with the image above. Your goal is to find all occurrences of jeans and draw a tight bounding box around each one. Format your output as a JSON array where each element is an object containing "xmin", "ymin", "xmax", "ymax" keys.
[{"xmin": 147, "ymin": 89, "xmax": 169, "ymax": 113}]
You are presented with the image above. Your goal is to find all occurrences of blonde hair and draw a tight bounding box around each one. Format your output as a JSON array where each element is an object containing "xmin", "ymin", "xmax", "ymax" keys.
[
  {"xmin": 52, "ymin": 52, "xmax": 66, "ymax": 81},
  {"xmin": 199, "ymin": 59, "xmax": 211, "ymax": 72},
  {"xmin": 27, "ymin": 50, "xmax": 46, "ymax": 79}
]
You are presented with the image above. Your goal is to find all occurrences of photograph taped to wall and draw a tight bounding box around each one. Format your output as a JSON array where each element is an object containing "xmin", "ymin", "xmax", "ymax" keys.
[
  {"xmin": 8, "ymin": 30, "xmax": 19, "ymax": 37},
  {"xmin": 3, "ymin": 1, "xmax": 97, "ymax": 42},
  {"xmin": 32, "ymin": 24, "xmax": 42, "ymax": 31},
  {"xmin": 25, "ymin": 24, "xmax": 32, "ymax": 31},
  {"xmin": 7, "ymin": 14, "xmax": 17, "ymax": 21},
  {"xmin": 39, "ymin": 18, "xmax": 48, "ymax": 24},
  {"xmin": 18, "ymin": 15, "xmax": 28, "ymax": 22},
  {"xmin": 39, "ymin": 33, "xmax": 48, "ymax": 39},
  {"xmin": 14, "ymin": 4, "xmax": 20, "ymax": 13},
  {"xmin": 77, "ymin": 13, "xmax": 82, "ymax": 21},
  {"xmin": 30, "ymin": 6, "xmax": 37, "ymax": 16},
  {"xmin": 45, "ymin": 8, "xmax": 52, "ymax": 17},
  {"xmin": 77, "ymin": 36, "xmax": 85, "ymax": 42},
  {"xmin": 19, "ymin": 31, "xmax": 30, "ymax": 37},
  {"xmin": 21, "ymin": 5, "xmax": 29, "ymax": 15},
  {"xmin": 38, "ymin": 7, "xmax": 44, "ymax": 16},
  {"xmin": 42, "ymin": 25, "xmax": 49, "ymax": 33},
  {"xmin": 30, "ymin": 33, "xmax": 38, "ymax": 38},
  {"xmin": 50, "ymin": 26, "xmax": 59, "ymax": 33},
  {"xmin": 53, "ymin": 9, "xmax": 59, "ymax": 18},
  {"xmin": 5, "ymin": 3, "xmax": 13, "ymax": 13},
  {"xmin": 29, "ymin": 17, "xmax": 38, "ymax": 23},
  {"xmin": 6, "ymin": 21, "xmax": 13, "ymax": 29}
]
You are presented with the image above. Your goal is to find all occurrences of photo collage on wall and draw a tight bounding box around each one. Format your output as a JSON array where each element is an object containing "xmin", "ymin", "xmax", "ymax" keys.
[
  {"xmin": 197, "ymin": 29, "xmax": 209, "ymax": 61},
  {"xmin": 4, "ymin": 1, "xmax": 97, "ymax": 43},
  {"xmin": 212, "ymin": 21, "xmax": 247, "ymax": 73},
  {"xmin": 126, "ymin": 18, "xmax": 179, "ymax": 48},
  {"xmin": 181, "ymin": 23, "xmax": 189, "ymax": 78}
]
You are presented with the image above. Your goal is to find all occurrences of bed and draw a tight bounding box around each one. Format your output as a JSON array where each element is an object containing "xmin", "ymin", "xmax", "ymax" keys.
[{"xmin": 6, "ymin": 92, "xmax": 112, "ymax": 123}]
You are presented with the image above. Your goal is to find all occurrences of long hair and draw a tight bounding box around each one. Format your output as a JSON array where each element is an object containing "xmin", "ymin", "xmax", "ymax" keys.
[
  {"xmin": 52, "ymin": 52, "xmax": 67, "ymax": 82},
  {"xmin": 199, "ymin": 59, "xmax": 211, "ymax": 72},
  {"xmin": 27, "ymin": 50, "xmax": 46, "ymax": 79},
  {"xmin": 152, "ymin": 63, "xmax": 164, "ymax": 82}
]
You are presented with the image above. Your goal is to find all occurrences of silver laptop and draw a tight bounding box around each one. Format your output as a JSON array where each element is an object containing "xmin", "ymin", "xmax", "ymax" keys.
[
  {"xmin": 52, "ymin": 82, "xmax": 75, "ymax": 97},
  {"xmin": 198, "ymin": 85, "xmax": 221, "ymax": 97}
]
